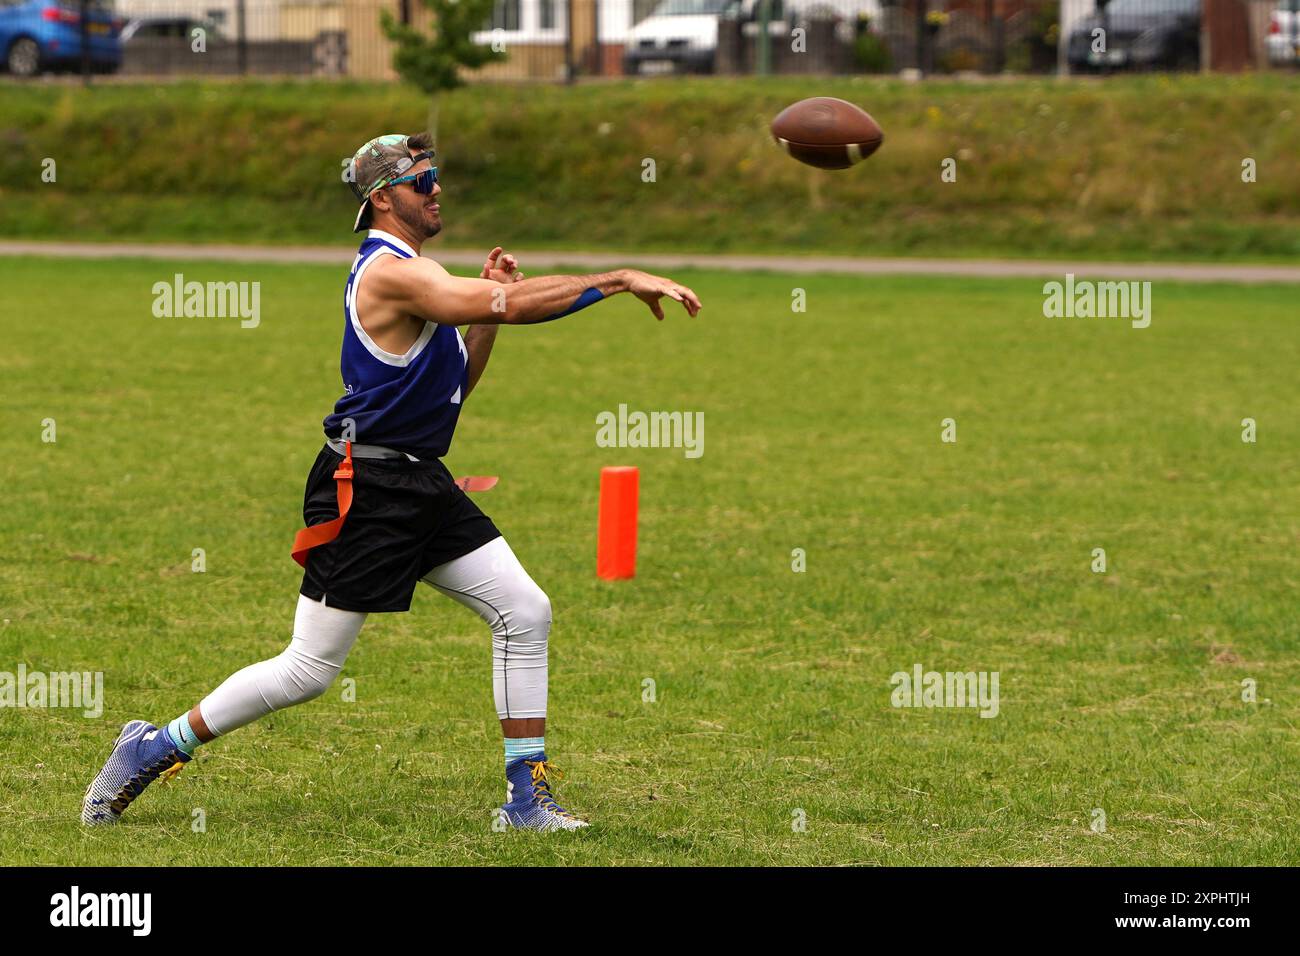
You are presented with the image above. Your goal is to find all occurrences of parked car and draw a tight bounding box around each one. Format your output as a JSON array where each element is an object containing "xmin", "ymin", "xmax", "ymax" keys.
[
  {"xmin": 623, "ymin": 0, "xmax": 735, "ymax": 75},
  {"xmin": 1066, "ymin": 0, "xmax": 1201, "ymax": 72},
  {"xmin": 0, "ymin": 0, "xmax": 122, "ymax": 76},
  {"xmin": 120, "ymin": 15, "xmax": 223, "ymax": 45},
  {"xmin": 623, "ymin": 0, "xmax": 871, "ymax": 75},
  {"xmin": 1266, "ymin": 0, "xmax": 1298, "ymax": 64}
]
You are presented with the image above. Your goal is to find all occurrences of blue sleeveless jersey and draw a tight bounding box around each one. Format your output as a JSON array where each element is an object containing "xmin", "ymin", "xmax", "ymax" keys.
[{"xmin": 322, "ymin": 230, "xmax": 468, "ymax": 459}]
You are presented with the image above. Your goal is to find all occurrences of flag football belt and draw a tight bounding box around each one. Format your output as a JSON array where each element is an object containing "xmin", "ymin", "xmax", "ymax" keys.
[
  {"xmin": 291, "ymin": 440, "xmax": 499, "ymax": 568},
  {"xmin": 290, "ymin": 439, "xmax": 418, "ymax": 568},
  {"xmin": 325, "ymin": 437, "xmax": 419, "ymax": 461}
]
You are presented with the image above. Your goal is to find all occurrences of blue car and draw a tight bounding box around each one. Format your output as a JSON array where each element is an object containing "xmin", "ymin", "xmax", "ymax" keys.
[{"xmin": 0, "ymin": 0, "xmax": 122, "ymax": 77}]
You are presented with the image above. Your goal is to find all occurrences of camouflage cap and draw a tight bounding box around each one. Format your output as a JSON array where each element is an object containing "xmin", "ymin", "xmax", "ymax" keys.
[{"xmin": 347, "ymin": 133, "xmax": 433, "ymax": 233}]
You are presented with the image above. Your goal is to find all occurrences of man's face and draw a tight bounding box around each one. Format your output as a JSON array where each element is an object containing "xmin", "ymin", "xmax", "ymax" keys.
[{"xmin": 384, "ymin": 152, "xmax": 441, "ymax": 238}]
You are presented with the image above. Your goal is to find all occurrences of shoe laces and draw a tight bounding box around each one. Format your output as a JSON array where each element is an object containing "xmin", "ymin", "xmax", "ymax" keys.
[
  {"xmin": 111, "ymin": 754, "xmax": 185, "ymax": 813},
  {"xmin": 524, "ymin": 759, "xmax": 577, "ymax": 819}
]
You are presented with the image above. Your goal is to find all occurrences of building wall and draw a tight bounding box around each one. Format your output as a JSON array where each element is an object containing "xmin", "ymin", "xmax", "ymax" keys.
[
  {"xmin": 346, "ymin": 0, "xmax": 611, "ymax": 81},
  {"xmin": 281, "ymin": 0, "xmax": 345, "ymax": 39}
]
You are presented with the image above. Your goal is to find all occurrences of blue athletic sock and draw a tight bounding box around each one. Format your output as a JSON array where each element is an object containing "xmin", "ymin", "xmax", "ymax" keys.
[
  {"xmin": 504, "ymin": 736, "xmax": 545, "ymax": 767},
  {"xmin": 165, "ymin": 713, "xmax": 202, "ymax": 755}
]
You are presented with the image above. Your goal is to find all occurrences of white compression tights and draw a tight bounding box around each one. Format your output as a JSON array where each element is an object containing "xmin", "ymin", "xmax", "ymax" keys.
[
  {"xmin": 197, "ymin": 536, "xmax": 548, "ymax": 736},
  {"xmin": 421, "ymin": 536, "xmax": 550, "ymax": 721}
]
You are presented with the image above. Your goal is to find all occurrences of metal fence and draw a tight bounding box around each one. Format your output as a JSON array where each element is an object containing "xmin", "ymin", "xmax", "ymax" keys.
[{"xmin": 12, "ymin": 0, "xmax": 1299, "ymax": 80}]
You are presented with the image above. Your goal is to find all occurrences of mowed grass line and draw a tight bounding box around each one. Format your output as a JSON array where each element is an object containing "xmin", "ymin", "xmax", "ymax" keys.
[{"xmin": 0, "ymin": 256, "xmax": 1296, "ymax": 865}]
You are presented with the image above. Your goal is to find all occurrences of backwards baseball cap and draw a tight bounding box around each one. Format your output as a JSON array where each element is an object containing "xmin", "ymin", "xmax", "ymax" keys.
[{"xmin": 347, "ymin": 133, "xmax": 435, "ymax": 233}]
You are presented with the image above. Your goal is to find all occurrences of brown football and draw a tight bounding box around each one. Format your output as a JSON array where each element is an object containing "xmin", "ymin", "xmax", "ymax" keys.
[{"xmin": 770, "ymin": 97, "xmax": 884, "ymax": 170}]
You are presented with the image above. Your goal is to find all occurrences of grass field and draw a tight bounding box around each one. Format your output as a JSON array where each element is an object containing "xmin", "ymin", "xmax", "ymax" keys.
[
  {"xmin": 1, "ymin": 255, "xmax": 1297, "ymax": 865},
  {"xmin": 2, "ymin": 73, "xmax": 1300, "ymax": 261}
]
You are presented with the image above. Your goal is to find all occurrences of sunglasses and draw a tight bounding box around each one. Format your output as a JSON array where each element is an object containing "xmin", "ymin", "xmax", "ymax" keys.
[{"xmin": 389, "ymin": 166, "xmax": 438, "ymax": 194}]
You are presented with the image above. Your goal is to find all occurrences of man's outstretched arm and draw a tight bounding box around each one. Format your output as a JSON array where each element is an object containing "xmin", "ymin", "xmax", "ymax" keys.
[{"xmin": 374, "ymin": 257, "xmax": 702, "ymax": 327}]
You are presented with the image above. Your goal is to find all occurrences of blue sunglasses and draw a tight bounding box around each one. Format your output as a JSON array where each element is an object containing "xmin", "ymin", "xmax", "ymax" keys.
[{"xmin": 389, "ymin": 166, "xmax": 438, "ymax": 194}]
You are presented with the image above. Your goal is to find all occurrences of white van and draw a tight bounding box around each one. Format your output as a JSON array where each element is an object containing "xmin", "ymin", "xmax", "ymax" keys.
[
  {"xmin": 1267, "ymin": 0, "xmax": 1298, "ymax": 63},
  {"xmin": 622, "ymin": 0, "xmax": 878, "ymax": 75}
]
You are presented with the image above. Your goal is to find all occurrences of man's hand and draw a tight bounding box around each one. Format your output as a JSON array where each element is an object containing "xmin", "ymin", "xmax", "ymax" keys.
[
  {"xmin": 481, "ymin": 246, "xmax": 524, "ymax": 284},
  {"xmin": 623, "ymin": 269, "xmax": 702, "ymax": 321}
]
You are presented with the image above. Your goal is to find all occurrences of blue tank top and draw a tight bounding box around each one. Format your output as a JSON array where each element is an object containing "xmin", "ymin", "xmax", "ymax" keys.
[{"xmin": 322, "ymin": 230, "xmax": 468, "ymax": 459}]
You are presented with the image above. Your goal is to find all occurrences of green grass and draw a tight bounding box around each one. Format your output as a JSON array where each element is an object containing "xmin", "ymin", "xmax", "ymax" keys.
[
  {"xmin": 2, "ymin": 73, "xmax": 1300, "ymax": 260},
  {"xmin": 1, "ymin": 256, "xmax": 1297, "ymax": 865}
]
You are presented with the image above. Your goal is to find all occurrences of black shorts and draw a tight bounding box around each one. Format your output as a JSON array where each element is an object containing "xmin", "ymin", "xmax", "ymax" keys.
[{"xmin": 298, "ymin": 445, "xmax": 501, "ymax": 613}]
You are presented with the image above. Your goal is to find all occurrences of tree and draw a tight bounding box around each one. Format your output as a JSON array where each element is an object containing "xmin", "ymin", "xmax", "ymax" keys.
[{"xmin": 381, "ymin": 0, "xmax": 507, "ymax": 137}]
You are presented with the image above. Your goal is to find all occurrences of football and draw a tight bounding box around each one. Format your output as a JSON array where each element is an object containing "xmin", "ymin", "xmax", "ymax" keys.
[{"xmin": 770, "ymin": 97, "xmax": 884, "ymax": 170}]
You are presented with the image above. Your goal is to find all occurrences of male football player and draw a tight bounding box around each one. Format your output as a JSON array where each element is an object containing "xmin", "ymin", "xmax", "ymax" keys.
[{"xmin": 83, "ymin": 132, "xmax": 701, "ymax": 831}]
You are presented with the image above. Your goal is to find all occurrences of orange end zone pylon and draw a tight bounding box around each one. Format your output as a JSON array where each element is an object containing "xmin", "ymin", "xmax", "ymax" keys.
[{"xmin": 597, "ymin": 466, "xmax": 638, "ymax": 580}]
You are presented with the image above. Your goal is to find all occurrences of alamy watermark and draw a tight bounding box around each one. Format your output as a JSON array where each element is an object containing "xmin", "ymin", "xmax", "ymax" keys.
[
  {"xmin": 152, "ymin": 274, "xmax": 260, "ymax": 329},
  {"xmin": 49, "ymin": 886, "xmax": 151, "ymax": 936},
  {"xmin": 1, "ymin": 665, "xmax": 103, "ymax": 717},
  {"xmin": 596, "ymin": 404, "xmax": 704, "ymax": 459},
  {"xmin": 1042, "ymin": 274, "xmax": 1150, "ymax": 329},
  {"xmin": 890, "ymin": 663, "xmax": 1000, "ymax": 718}
]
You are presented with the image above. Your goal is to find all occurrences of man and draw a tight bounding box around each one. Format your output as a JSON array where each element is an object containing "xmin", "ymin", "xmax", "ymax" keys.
[{"xmin": 83, "ymin": 132, "xmax": 702, "ymax": 832}]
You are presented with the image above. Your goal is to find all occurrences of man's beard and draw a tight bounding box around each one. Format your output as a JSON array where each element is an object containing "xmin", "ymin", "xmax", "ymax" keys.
[{"xmin": 396, "ymin": 193, "xmax": 441, "ymax": 239}]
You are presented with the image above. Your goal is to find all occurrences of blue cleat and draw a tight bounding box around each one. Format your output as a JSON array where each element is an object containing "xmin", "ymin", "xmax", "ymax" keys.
[
  {"xmin": 501, "ymin": 754, "xmax": 589, "ymax": 831},
  {"xmin": 82, "ymin": 720, "xmax": 191, "ymax": 826}
]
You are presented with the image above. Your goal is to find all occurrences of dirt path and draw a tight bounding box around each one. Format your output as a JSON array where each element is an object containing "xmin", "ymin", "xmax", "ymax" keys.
[{"xmin": 3, "ymin": 239, "xmax": 1299, "ymax": 283}]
